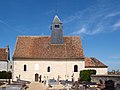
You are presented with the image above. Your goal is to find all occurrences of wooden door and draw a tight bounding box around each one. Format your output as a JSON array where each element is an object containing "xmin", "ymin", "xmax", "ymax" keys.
[{"xmin": 35, "ymin": 73, "xmax": 39, "ymax": 81}]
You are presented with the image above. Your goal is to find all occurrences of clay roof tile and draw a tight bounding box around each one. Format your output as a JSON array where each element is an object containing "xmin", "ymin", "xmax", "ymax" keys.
[
  {"xmin": 0, "ymin": 48, "xmax": 9, "ymax": 61},
  {"xmin": 85, "ymin": 57, "xmax": 108, "ymax": 68},
  {"xmin": 13, "ymin": 36, "xmax": 84, "ymax": 59}
]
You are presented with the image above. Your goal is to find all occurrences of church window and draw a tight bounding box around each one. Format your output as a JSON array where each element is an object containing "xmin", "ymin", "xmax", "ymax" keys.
[
  {"xmin": 55, "ymin": 25, "xmax": 59, "ymax": 28},
  {"xmin": 47, "ymin": 66, "xmax": 50, "ymax": 72},
  {"xmin": 24, "ymin": 65, "xmax": 27, "ymax": 71},
  {"xmin": 34, "ymin": 64, "xmax": 39, "ymax": 70},
  {"xmin": 74, "ymin": 65, "xmax": 78, "ymax": 72},
  {"xmin": 10, "ymin": 65, "xmax": 12, "ymax": 69}
]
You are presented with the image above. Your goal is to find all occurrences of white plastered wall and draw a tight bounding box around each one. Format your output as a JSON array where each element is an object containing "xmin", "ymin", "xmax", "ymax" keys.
[
  {"xmin": 0, "ymin": 61, "xmax": 8, "ymax": 71},
  {"xmin": 13, "ymin": 59, "xmax": 84, "ymax": 81},
  {"xmin": 85, "ymin": 68, "xmax": 108, "ymax": 75}
]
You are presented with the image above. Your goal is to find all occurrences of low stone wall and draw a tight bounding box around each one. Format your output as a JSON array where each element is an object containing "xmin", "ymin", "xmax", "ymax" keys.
[{"xmin": 91, "ymin": 75, "xmax": 120, "ymax": 86}]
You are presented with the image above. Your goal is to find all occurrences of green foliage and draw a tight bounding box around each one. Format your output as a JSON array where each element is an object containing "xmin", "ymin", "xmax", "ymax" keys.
[
  {"xmin": 0, "ymin": 71, "xmax": 12, "ymax": 79},
  {"xmin": 80, "ymin": 69, "xmax": 96, "ymax": 82}
]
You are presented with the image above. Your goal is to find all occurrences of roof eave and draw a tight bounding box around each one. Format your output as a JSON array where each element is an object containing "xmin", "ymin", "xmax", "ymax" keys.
[
  {"xmin": 85, "ymin": 66, "xmax": 108, "ymax": 68},
  {"xmin": 13, "ymin": 57, "xmax": 85, "ymax": 60}
]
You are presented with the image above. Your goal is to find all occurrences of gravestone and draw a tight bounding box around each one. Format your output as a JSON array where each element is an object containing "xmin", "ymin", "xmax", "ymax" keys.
[{"xmin": 102, "ymin": 80, "xmax": 116, "ymax": 90}]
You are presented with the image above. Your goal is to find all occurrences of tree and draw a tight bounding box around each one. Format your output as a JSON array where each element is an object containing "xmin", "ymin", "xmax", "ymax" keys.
[{"xmin": 80, "ymin": 69, "xmax": 96, "ymax": 82}]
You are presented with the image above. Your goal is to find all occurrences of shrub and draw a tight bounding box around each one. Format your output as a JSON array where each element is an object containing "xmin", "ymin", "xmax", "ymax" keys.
[
  {"xmin": 0, "ymin": 71, "xmax": 12, "ymax": 79},
  {"xmin": 80, "ymin": 69, "xmax": 96, "ymax": 82}
]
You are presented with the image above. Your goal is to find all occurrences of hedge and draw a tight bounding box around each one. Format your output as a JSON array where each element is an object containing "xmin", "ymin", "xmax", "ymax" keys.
[
  {"xmin": 0, "ymin": 71, "xmax": 12, "ymax": 79},
  {"xmin": 80, "ymin": 69, "xmax": 96, "ymax": 82}
]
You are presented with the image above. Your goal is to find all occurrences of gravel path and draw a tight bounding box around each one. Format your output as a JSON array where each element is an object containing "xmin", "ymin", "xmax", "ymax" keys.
[{"xmin": 26, "ymin": 82, "xmax": 46, "ymax": 90}]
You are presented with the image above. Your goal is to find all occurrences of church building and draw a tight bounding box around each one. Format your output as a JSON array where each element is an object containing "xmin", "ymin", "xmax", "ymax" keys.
[{"xmin": 13, "ymin": 15, "xmax": 108, "ymax": 82}]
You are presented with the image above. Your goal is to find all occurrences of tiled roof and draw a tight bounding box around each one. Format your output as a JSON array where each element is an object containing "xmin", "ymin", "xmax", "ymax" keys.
[
  {"xmin": 85, "ymin": 57, "xmax": 108, "ymax": 68},
  {"xmin": 0, "ymin": 48, "xmax": 9, "ymax": 61},
  {"xmin": 13, "ymin": 36, "xmax": 84, "ymax": 59}
]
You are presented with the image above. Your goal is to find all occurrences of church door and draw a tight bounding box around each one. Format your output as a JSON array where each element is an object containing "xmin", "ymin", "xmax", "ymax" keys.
[{"xmin": 35, "ymin": 73, "xmax": 39, "ymax": 82}]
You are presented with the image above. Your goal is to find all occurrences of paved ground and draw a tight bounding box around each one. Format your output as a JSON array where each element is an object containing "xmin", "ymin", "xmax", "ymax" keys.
[
  {"xmin": 26, "ymin": 82, "xmax": 101, "ymax": 90},
  {"xmin": 26, "ymin": 82, "xmax": 46, "ymax": 90},
  {"xmin": 48, "ymin": 84, "xmax": 66, "ymax": 90},
  {"xmin": 26, "ymin": 82, "xmax": 67, "ymax": 90}
]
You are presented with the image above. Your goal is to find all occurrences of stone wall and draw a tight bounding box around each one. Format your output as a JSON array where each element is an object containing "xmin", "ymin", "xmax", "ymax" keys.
[{"xmin": 91, "ymin": 75, "xmax": 120, "ymax": 86}]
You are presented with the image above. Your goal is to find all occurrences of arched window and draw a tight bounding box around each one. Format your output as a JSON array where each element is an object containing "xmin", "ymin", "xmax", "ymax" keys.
[
  {"xmin": 10, "ymin": 65, "xmax": 12, "ymax": 69},
  {"xmin": 47, "ymin": 66, "xmax": 50, "ymax": 72},
  {"xmin": 74, "ymin": 65, "xmax": 78, "ymax": 72},
  {"xmin": 24, "ymin": 65, "xmax": 27, "ymax": 71}
]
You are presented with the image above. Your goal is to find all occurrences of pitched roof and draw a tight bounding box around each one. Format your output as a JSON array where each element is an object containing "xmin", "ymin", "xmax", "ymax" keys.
[
  {"xmin": 85, "ymin": 57, "xmax": 108, "ymax": 68},
  {"xmin": 52, "ymin": 15, "xmax": 62, "ymax": 24},
  {"xmin": 0, "ymin": 48, "xmax": 9, "ymax": 61},
  {"xmin": 13, "ymin": 36, "xmax": 84, "ymax": 59}
]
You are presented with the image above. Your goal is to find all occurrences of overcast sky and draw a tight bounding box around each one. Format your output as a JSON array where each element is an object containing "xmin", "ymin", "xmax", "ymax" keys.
[{"xmin": 0, "ymin": 0, "xmax": 120, "ymax": 71}]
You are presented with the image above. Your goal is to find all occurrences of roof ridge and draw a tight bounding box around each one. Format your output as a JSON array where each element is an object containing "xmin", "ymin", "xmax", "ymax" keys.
[
  {"xmin": 18, "ymin": 36, "xmax": 51, "ymax": 37},
  {"xmin": 0, "ymin": 48, "xmax": 6, "ymax": 50}
]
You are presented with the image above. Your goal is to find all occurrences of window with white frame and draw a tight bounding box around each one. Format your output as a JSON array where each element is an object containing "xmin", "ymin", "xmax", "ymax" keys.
[
  {"xmin": 47, "ymin": 66, "xmax": 50, "ymax": 72},
  {"xmin": 74, "ymin": 65, "xmax": 78, "ymax": 72},
  {"xmin": 24, "ymin": 65, "xmax": 27, "ymax": 71}
]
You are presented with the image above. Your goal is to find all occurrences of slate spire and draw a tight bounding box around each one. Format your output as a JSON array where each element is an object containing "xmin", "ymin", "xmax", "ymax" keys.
[
  {"xmin": 51, "ymin": 15, "xmax": 63, "ymax": 44},
  {"xmin": 52, "ymin": 15, "xmax": 62, "ymax": 24}
]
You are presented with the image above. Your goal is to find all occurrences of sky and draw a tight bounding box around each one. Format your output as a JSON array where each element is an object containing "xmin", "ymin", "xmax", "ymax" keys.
[{"xmin": 0, "ymin": 0, "xmax": 120, "ymax": 71}]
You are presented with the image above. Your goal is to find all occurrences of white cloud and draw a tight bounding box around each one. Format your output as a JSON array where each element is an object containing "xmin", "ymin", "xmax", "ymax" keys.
[
  {"xmin": 111, "ymin": 56, "xmax": 120, "ymax": 59},
  {"xmin": 72, "ymin": 27, "xmax": 86, "ymax": 35},
  {"xmin": 71, "ymin": 27, "xmax": 103, "ymax": 36},
  {"xmin": 63, "ymin": 1, "xmax": 120, "ymax": 36},
  {"xmin": 63, "ymin": 14, "xmax": 81, "ymax": 24},
  {"xmin": 113, "ymin": 21, "xmax": 120, "ymax": 29},
  {"xmin": 0, "ymin": 20, "xmax": 2, "ymax": 22},
  {"xmin": 88, "ymin": 29, "xmax": 102, "ymax": 35},
  {"xmin": 0, "ymin": 20, "xmax": 6, "ymax": 24},
  {"xmin": 106, "ymin": 12, "xmax": 120, "ymax": 17}
]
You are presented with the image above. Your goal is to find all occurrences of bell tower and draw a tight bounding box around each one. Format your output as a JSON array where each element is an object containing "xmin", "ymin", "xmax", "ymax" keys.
[{"xmin": 51, "ymin": 15, "xmax": 63, "ymax": 44}]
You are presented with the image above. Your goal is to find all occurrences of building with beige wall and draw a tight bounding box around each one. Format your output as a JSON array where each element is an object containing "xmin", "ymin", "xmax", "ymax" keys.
[
  {"xmin": 12, "ymin": 15, "xmax": 108, "ymax": 82},
  {"xmin": 85, "ymin": 57, "xmax": 108, "ymax": 75},
  {"xmin": 13, "ymin": 59, "xmax": 85, "ymax": 81},
  {"xmin": 0, "ymin": 45, "xmax": 12, "ymax": 72}
]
